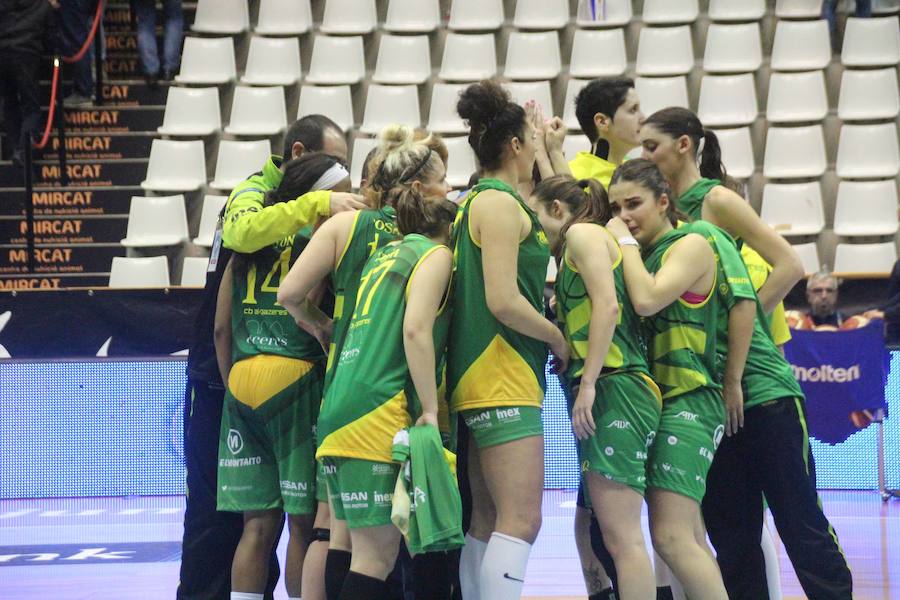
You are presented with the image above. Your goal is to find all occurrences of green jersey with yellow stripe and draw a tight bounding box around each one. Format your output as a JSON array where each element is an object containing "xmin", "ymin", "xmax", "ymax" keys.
[
  {"xmin": 317, "ymin": 234, "xmax": 451, "ymax": 463},
  {"xmin": 555, "ymin": 224, "xmax": 649, "ymax": 387},
  {"xmin": 447, "ymin": 178, "xmax": 550, "ymax": 412},
  {"xmin": 232, "ymin": 234, "xmax": 325, "ymax": 363},
  {"xmin": 641, "ymin": 228, "xmax": 722, "ymax": 401},
  {"xmin": 326, "ymin": 207, "xmax": 399, "ymax": 390}
]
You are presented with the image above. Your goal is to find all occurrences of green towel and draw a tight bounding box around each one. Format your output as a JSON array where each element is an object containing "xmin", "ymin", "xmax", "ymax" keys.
[{"xmin": 391, "ymin": 425, "xmax": 464, "ymax": 555}]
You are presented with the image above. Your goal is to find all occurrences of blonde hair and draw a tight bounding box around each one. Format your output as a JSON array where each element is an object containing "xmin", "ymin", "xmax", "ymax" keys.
[{"xmin": 365, "ymin": 124, "xmax": 445, "ymax": 209}]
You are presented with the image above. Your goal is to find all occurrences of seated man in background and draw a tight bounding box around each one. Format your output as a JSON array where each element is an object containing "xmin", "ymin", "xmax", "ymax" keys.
[{"xmin": 804, "ymin": 269, "xmax": 845, "ymax": 329}]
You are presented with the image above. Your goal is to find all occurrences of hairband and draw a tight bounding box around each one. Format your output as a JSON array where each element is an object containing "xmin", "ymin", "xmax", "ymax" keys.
[
  {"xmin": 310, "ymin": 162, "xmax": 350, "ymax": 191},
  {"xmin": 401, "ymin": 148, "xmax": 433, "ymax": 184},
  {"xmin": 696, "ymin": 135, "xmax": 706, "ymax": 160}
]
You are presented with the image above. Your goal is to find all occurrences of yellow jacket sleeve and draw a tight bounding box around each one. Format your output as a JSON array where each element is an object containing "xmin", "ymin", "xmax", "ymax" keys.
[
  {"xmin": 222, "ymin": 189, "xmax": 331, "ymax": 253},
  {"xmin": 769, "ymin": 301, "xmax": 792, "ymax": 346}
]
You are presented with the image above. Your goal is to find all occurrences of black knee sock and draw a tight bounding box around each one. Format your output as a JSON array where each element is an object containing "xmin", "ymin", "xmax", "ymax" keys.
[
  {"xmin": 590, "ymin": 588, "xmax": 617, "ymax": 600},
  {"xmin": 656, "ymin": 586, "xmax": 675, "ymax": 600},
  {"xmin": 412, "ymin": 551, "xmax": 452, "ymax": 599},
  {"xmin": 339, "ymin": 570, "xmax": 387, "ymax": 600},
  {"xmin": 325, "ymin": 549, "xmax": 352, "ymax": 600}
]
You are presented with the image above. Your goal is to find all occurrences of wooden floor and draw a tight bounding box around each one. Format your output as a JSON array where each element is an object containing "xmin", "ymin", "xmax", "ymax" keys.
[{"xmin": 0, "ymin": 490, "xmax": 897, "ymax": 599}]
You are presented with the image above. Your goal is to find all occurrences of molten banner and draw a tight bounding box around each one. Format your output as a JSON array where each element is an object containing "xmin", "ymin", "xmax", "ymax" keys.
[{"xmin": 784, "ymin": 321, "xmax": 889, "ymax": 444}]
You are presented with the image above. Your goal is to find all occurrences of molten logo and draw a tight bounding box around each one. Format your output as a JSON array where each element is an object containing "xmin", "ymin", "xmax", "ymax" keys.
[{"xmin": 792, "ymin": 364, "xmax": 861, "ymax": 383}]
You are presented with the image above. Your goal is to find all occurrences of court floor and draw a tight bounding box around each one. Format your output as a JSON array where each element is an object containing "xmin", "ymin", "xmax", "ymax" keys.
[{"xmin": 0, "ymin": 490, "xmax": 897, "ymax": 599}]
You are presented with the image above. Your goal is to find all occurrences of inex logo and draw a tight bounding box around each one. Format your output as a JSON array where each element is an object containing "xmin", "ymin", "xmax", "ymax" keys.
[{"xmin": 227, "ymin": 429, "xmax": 244, "ymax": 455}]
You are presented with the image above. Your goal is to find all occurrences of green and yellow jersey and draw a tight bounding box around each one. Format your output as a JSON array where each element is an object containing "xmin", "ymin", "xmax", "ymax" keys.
[
  {"xmin": 317, "ymin": 234, "xmax": 451, "ymax": 463},
  {"xmin": 568, "ymin": 152, "xmax": 616, "ymax": 189},
  {"xmin": 641, "ymin": 228, "xmax": 722, "ymax": 401},
  {"xmin": 325, "ymin": 207, "xmax": 399, "ymax": 389},
  {"xmin": 222, "ymin": 155, "xmax": 332, "ymax": 253},
  {"xmin": 555, "ymin": 224, "xmax": 649, "ymax": 387},
  {"xmin": 447, "ymin": 178, "xmax": 551, "ymax": 412},
  {"xmin": 231, "ymin": 234, "xmax": 326, "ymax": 363},
  {"xmin": 681, "ymin": 221, "xmax": 803, "ymax": 410}
]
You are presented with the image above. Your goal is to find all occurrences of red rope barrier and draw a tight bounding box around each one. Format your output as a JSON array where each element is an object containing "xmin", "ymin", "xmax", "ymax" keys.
[
  {"xmin": 33, "ymin": 59, "xmax": 60, "ymax": 151},
  {"xmin": 62, "ymin": 0, "xmax": 105, "ymax": 64}
]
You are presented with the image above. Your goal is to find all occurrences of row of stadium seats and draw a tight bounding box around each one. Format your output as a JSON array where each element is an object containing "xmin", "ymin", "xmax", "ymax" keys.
[
  {"xmin": 187, "ymin": 0, "xmax": 900, "ymax": 35},
  {"xmin": 174, "ymin": 17, "xmax": 900, "ymax": 87}
]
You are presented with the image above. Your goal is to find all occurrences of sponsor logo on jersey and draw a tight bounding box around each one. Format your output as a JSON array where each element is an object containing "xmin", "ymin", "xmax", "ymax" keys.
[
  {"xmin": 675, "ymin": 410, "xmax": 699, "ymax": 422},
  {"xmin": 496, "ymin": 407, "xmax": 521, "ymax": 421},
  {"xmin": 341, "ymin": 491, "xmax": 368, "ymax": 502},
  {"xmin": 339, "ymin": 347, "xmax": 360, "ymax": 363},
  {"xmin": 374, "ymin": 491, "xmax": 393, "ymax": 505},
  {"xmin": 635, "ymin": 451, "xmax": 648, "ymax": 460},
  {"xmin": 604, "ymin": 446, "xmax": 615, "ymax": 456},
  {"xmin": 227, "ymin": 429, "xmax": 244, "ymax": 455},
  {"xmin": 713, "ymin": 425, "xmax": 725, "ymax": 449},
  {"xmin": 464, "ymin": 411, "xmax": 491, "ymax": 426},
  {"xmin": 413, "ymin": 486, "xmax": 427, "ymax": 507},
  {"xmin": 645, "ymin": 431, "xmax": 656, "ymax": 448},
  {"xmin": 219, "ymin": 456, "xmax": 262, "ymax": 467},
  {"xmin": 792, "ymin": 364, "xmax": 861, "ymax": 383},
  {"xmin": 322, "ymin": 463, "xmax": 337, "ymax": 475},
  {"xmin": 371, "ymin": 463, "xmax": 394, "ymax": 476},
  {"xmin": 607, "ymin": 419, "xmax": 631, "ymax": 430},
  {"xmin": 699, "ymin": 447, "xmax": 714, "ymax": 462},
  {"xmin": 281, "ymin": 480, "xmax": 308, "ymax": 491},
  {"xmin": 667, "ymin": 435, "xmax": 678, "ymax": 446}
]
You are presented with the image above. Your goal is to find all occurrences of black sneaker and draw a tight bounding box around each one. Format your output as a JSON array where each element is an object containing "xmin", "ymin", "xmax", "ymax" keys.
[
  {"xmin": 145, "ymin": 73, "xmax": 159, "ymax": 89},
  {"xmin": 161, "ymin": 69, "xmax": 175, "ymax": 82}
]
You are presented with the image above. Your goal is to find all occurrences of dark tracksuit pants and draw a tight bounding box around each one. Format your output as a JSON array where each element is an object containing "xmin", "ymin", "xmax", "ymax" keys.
[
  {"xmin": 702, "ymin": 397, "xmax": 853, "ymax": 600},
  {"xmin": 177, "ymin": 377, "xmax": 280, "ymax": 600}
]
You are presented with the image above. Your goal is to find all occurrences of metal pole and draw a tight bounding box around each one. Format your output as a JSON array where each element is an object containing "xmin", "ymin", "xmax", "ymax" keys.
[
  {"xmin": 55, "ymin": 59, "xmax": 69, "ymax": 188},
  {"xmin": 23, "ymin": 139, "xmax": 36, "ymax": 274}
]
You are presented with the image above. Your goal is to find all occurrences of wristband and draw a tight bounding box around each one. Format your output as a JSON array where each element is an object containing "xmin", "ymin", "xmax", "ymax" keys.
[{"xmin": 617, "ymin": 236, "xmax": 639, "ymax": 248}]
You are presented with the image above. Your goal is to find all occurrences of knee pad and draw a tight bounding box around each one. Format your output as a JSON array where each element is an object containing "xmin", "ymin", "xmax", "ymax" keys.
[{"xmin": 312, "ymin": 527, "xmax": 331, "ymax": 543}]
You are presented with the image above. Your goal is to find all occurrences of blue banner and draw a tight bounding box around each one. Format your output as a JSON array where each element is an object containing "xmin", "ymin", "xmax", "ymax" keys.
[{"xmin": 784, "ymin": 321, "xmax": 889, "ymax": 444}]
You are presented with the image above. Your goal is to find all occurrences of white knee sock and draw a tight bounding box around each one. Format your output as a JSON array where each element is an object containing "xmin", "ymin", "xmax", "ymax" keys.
[
  {"xmin": 230, "ymin": 593, "xmax": 264, "ymax": 600},
  {"xmin": 479, "ymin": 532, "xmax": 532, "ymax": 600},
  {"xmin": 761, "ymin": 523, "xmax": 783, "ymax": 600},
  {"xmin": 460, "ymin": 533, "xmax": 488, "ymax": 600}
]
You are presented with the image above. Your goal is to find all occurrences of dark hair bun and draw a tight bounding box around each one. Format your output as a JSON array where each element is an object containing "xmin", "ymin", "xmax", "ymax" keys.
[
  {"xmin": 457, "ymin": 79, "xmax": 511, "ymax": 131},
  {"xmin": 456, "ymin": 79, "xmax": 526, "ymax": 171}
]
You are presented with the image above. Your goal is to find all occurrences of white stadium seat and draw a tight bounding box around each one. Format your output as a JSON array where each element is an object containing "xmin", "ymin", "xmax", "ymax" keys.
[
  {"xmin": 321, "ymin": 0, "xmax": 376, "ymax": 34},
  {"xmin": 427, "ymin": 83, "xmax": 468, "ymax": 134},
  {"xmin": 503, "ymin": 81, "xmax": 554, "ymax": 115},
  {"xmin": 834, "ymin": 181, "xmax": 900, "ymax": 237},
  {"xmin": 306, "ymin": 36, "xmax": 366, "ymax": 85},
  {"xmin": 209, "ymin": 140, "xmax": 272, "ymax": 192},
  {"xmin": 175, "ymin": 37, "xmax": 236, "ymax": 85},
  {"xmin": 255, "ymin": 0, "xmax": 312, "ymax": 35},
  {"xmin": 636, "ymin": 26, "xmax": 694, "ymax": 76},
  {"xmin": 711, "ymin": 127, "xmax": 755, "ymax": 179},
  {"xmin": 771, "ymin": 20, "xmax": 831, "ymax": 71},
  {"xmin": 157, "ymin": 87, "xmax": 220, "ymax": 137},
  {"xmin": 563, "ymin": 79, "xmax": 591, "ymax": 131},
  {"xmin": 180, "ymin": 257, "xmax": 210, "ymax": 287},
  {"xmin": 448, "ymin": 0, "xmax": 503, "ymax": 31},
  {"xmin": 109, "ymin": 256, "xmax": 170, "ymax": 288},
  {"xmin": 504, "ymin": 31, "xmax": 562, "ymax": 80},
  {"xmin": 372, "ymin": 35, "xmax": 431, "ymax": 85},
  {"xmin": 576, "ymin": 0, "xmax": 632, "ymax": 27},
  {"xmin": 563, "ymin": 134, "xmax": 592, "ymax": 161},
  {"xmin": 513, "ymin": 0, "xmax": 569, "ymax": 29},
  {"xmin": 439, "ymin": 33, "xmax": 497, "ymax": 81},
  {"xmin": 791, "ymin": 242, "xmax": 821, "ymax": 277},
  {"xmin": 141, "ymin": 139, "xmax": 207, "ymax": 192},
  {"xmin": 766, "ymin": 71, "xmax": 829, "ymax": 123},
  {"xmin": 635, "ymin": 76, "xmax": 689, "ymax": 116},
  {"xmin": 193, "ymin": 195, "xmax": 228, "ymax": 247},
  {"xmin": 444, "ymin": 137, "xmax": 478, "ymax": 188},
  {"xmin": 641, "ymin": 0, "xmax": 699, "ymax": 24},
  {"xmin": 297, "ymin": 85, "xmax": 354, "ymax": 132},
  {"xmin": 385, "ymin": 0, "xmax": 440, "ymax": 32},
  {"xmin": 836, "ymin": 124, "xmax": 900, "ymax": 179},
  {"xmin": 834, "ymin": 243, "xmax": 898, "ymax": 276},
  {"xmin": 191, "ymin": 0, "xmax": 248, "ymax": 34},
  {"xmin": 569, "ymin": 29, "xmax": 627, "ymax": 78},
  {"xmin": 241, "ymin": 36, "xmax": 302, "ymax": 86},
  {"xmin": 775, "ymin": 0, "xmax": 824, "ymax": 19},
  {"xmin": 842, "ymin": 16, "xmax": 900, "ymax": 67},
  {"xmin": 121, "ymin": 195, "xmax": 189, "ymax": 248},
  {"xmin": 763, "ymin": 125, "xmax": 827, "ymax": 179},
  {"xmin": 703, "ymin": 23, "xmax": 762, "ymax": 73},
  {"xmin": 350, "ymin": 136, "xmax": 379, "ymax": 189},
  {"xmin": 708, "ymin": 0, "xmax": 765, "ymax": 22},
  {"xmin": 838, "ymin": 68, "xmax": 900, "ymax": 121},
  {"xmin": 224, "ymin": 86, "xmax": 287, "ymax": 137},
  {"xmin": 360, "ymin": 85, "xmax": 421, "ymax": 135},
  {"xmin": 697, "ymin": 74, "xmax": 758, "ymax": 127},
  {"xmin": 759, "ymin": 182, "xmax": 825, "ymax": 236}
]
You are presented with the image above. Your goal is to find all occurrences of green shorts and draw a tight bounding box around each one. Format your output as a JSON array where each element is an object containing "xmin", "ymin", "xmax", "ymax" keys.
[
  {"xmin": 461, "ymin": 405, "xmax": 543, "ymax": 449},
  {"xmin": 646, "ymin": 387, "xmax": 726, "ymax": 503},
  {"xmin": 217, "ymin": 355, "xmax": 323, "ymax": 515},
  {"xmin": 315, "ymin": 460, "xmax": 328, "ymax": 504},
  {"xmin": 322, "ymin": 457, "xmax": 399, "ymax": 529},
  {"xmin": 580, "ymin": 371, "xmax": 663, "ymax": 496}
]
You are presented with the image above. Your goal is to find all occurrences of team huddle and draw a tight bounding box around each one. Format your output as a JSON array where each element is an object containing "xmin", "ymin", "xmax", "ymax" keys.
[{"xmin": 210, "ymin": 78, "xmax": 853, "ymax": 600}]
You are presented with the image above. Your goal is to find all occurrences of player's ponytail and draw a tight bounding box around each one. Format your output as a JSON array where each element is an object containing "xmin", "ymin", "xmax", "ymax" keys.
[
  {"xmin": 395, "ymin": 187, "xmax": 458, "ymax": 238},
  {"xmin": 532, "ymin": 175, "xmax": 610, "ymax": 258},
  {"xmin": 644, "ymin": 107, "xmax": 734, "ymax": 187}
]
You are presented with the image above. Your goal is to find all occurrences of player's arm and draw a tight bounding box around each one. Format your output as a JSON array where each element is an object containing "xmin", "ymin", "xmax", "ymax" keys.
[
  {"xmin": 723, "ymin": 299, "xmax": 754, "ymax": 435},
  {"xmin": 703, "ymin": 186, "xmax": 803, "ymax": 314},
  {"xmin": 404, "ymin": 247, "xmax": 453, "ymax": 428},
  {"xmin": 213, "ymin": 257, "xmax": 234, "ymax": 384},
  {"xmin": 608, "ymin": 222, "xmax": 712, "ymax": 317},
  {"xmin": 566, "ymin": 225, "xmax": 619, "ymax": 440},
  {"xmin": 476, "ymin": 190, "xmax": 569, "ymax": 370},
  {"xmin": 277, "ymin": 212, "xmax": 355, "ymax": 348}
]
